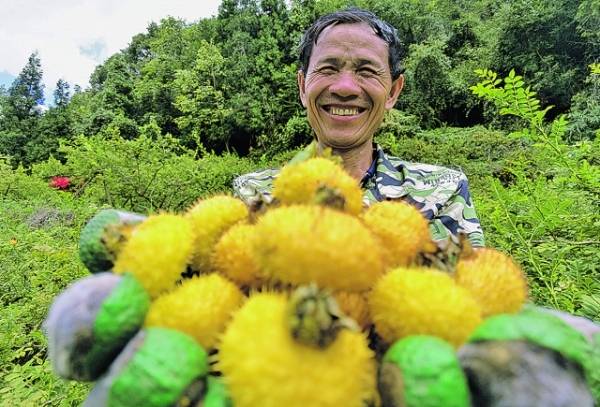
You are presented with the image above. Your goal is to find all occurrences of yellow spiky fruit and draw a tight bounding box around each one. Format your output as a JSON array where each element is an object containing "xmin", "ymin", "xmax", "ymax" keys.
[
  {"xmin": 362, "ymin": 201, "xmax": 431, "ymax": 268},
  {"xmin": 113, "ymin": 213, "xmax": 193, "ymax": 297},
  {"xmin": 218, "ymin": 293, "xmax": 377, "ymax": 407},
  {"xmin": 455, "ymin": 248, "xmax": 528, "ymax": 317},
  {"xmin": 186, "ymin": 195, "xmax": 248, "ymax": 273},
  {"xmin": 369, "ymin": 267, "xmax": 482, "ymax": 347},
  {"xmin": 272, "ymin": 157, "xmax": 363, "ymax": 215},
  {"xmin": 255, "ymin": 205, "xmax": 384, "ymax": 292},
  {"xmin": 333, "ymin": 291, "xmax": 371, "ymax": 331},
  {"xmin": 211, "ymin": 223, "xmax": 263, "ymax": 288},
  {"xmin": 145, "ymin": 274, "xmax": 244, "ymax": 349}
]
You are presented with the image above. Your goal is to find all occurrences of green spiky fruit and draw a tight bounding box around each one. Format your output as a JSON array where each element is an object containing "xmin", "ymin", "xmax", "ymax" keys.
[
  {"xmin": 211, "ymin": 223, "xmax": 263, "ymax": 287},
  {"xmin": 455, "ymin": 248, "xmax": 528, "ymax": 317},
  {"xmin": 202, "ymin": 376, "xmax": 233, "ymax": 407},
  {"xmin": 467, "ymin": 306, "xmax": 600, "ymax": 405},
  {"xmin": 79, "ymin": 209, "xmax": 146, "ymax": 273},
  {"xmin": 186, "ymin": 195, "xmax": 249, "ymax": 273},
  {"xmin": 218, "ymin": 293, "xmax": 377, "ymax": 407},
  {"xmin": 468, "ymin": 307, "xmax": 591, "ymax": 368},
  {"xmin": 362, "ymin": 201, "xmax": 431, "ymax": 268},
  {"xmin": 369, "ymin": 267, "xmax": 482, "ymax": 347},
  {"xmin": 458, "ymin": 340, "xmax": 594, "ymax": 407},
  {"xmin": 85, "ymin": 328, "xmax": 208, "ymax": 407},
  {"xmin": 589, "ymin": 333, "xmax": 600, "ymax": 404},
  {"xmin": 255, "ymin": 205, "xmax": 384, "ymax": 292},
  {"xmin": 145, "ymin": 274, "xmax": 244, "ymax": 349},
  {"xmin": 380, "ymin": 336, "xmax": 470, "ymax": 407},
  {"xmin": 43, "ymin": 272, "xmax": 149, "ymax": 381},
  {"xmin": 538, "ymin": 309, "xmax": 600, "ymax": 405},
  {"xmin": 272, "ymin": 157, "xmax": 363, "ymax": 215},
  {"xmin": 113, "ymin": 213, "xmax": 194, "ymax": 297}
]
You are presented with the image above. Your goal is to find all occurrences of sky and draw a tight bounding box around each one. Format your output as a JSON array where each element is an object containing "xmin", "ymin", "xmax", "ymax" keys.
[{"xmin": 0, "ymin": 0, "xmax": 223, "ymax": 105}]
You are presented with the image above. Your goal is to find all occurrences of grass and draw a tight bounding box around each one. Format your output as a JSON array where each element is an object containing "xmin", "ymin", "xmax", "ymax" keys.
[
  {"xmin": 0, "ymin": 128, "xmax": 598, "ymax": 404},
  {"xmin": 0, "ymin": 195, "xmax": 94, "ymax": 405}
]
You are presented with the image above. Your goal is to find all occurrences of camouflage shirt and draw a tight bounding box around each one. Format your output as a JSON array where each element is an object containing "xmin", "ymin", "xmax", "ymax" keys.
[{"xmin": 233, "ymin": 144, "xmax": 485, "ymax": 247}]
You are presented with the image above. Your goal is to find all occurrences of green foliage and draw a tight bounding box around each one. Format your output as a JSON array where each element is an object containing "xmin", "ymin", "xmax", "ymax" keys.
[
  {"xmin": 398, "ymin": 40, "xmax": 453, "ymax": 127},
  {"xmin": 490, "ymin": 0, "xmax": 587, "ymax": 110},
  {"xmin": 0, "ymin": 166, "xmax": 94, "ymax": 405},
  {"xmin": 24, "ymin": 106, "xmax": 74, "ymax": 165},
  {"xmin": 53, "ymin": 79, "xmax": 71, "ymax": 108},
  {"xmin": 567, "ymin": 64, "xmax": 600, "ymax": 141},
  {"xmin": 575, "ymin": 0, "xmax": 600, "ymax": 63},
  {"xmin": 32, "ymin": 134, "xmax": 257, "ymax": 213},
  {"xmin": 471, "ymin": 68, "xmax": 600, "ymax": 192},
  {"xmin": 0, "ymin": 53, "xmax": 47, "ymax": 167},
  {"xmin": 2, "ymin": 4, "xmax": 600, "ymax": 403},
  {"xmin": 375, "ymin": 124, "xmax": 528, "ymax": 191},
  {"xmin": 215, "ymin": 0, "xmax": 302, "ymax": 152},
  {"xmin": 3, "ymin": 0, "xmax": 598, "ymax": 166},
  {"xmin": 0, "ymin": 137, "xmax": 262, "ymax": 404},
  {"xmin": 173, "ymin": 41, "xmax": 232, "ymax": 152},
  {"xmin": 7, "ymin": 52, "xmax": 45, "ymax": 119},
  {"xmin": 470, "ymin": 69, "xmax": 600, "ymax": 311},
  {"xmin": 255, "ymin": 112, "xmax": 313, "ymax": 158},
  {"xmin": 373, "ymin": 109, "xmax": 422, "ymax": 140}
]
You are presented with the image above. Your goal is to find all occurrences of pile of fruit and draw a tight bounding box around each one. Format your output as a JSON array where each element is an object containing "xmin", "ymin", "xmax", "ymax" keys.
[{"xmin": 44, "ymin": 154, "xmax": 599, "ymax": 407}]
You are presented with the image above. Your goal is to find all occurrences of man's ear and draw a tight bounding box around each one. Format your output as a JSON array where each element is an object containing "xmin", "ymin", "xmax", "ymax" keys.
[
  {"xmin": 297, "ymin": 70, "xmax": 307, "ymax": 108},
  {"xmin": 385, "ymin": 74, "xmax": 404, "ymax": 110}
]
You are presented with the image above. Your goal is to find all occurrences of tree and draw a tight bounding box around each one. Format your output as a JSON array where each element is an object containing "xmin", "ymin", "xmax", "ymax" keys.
[
  {"xmin": 173, "ymin": 41, "xmax": 232, "ymax": 153},
  {"xmin": 8, "ymin": 52, "xmax": 45, "ymax": 120},
  {"xmin": 575, "ymin": 0, "xmax": 600, "ymax": 63},
  {"xmin": 491, "ymin": 0, "xmax": 587, "ymax": 112},
  {"xmin": 0, "ymin": 52, "xmax": 45, "ymax": 165},
  {"xmin": 53, "ymin": 79, "xmax": 71, "ymax": 108},
  {"xmin": 23, "ymin": 79, "xmax": 75, "ymax": 163}
]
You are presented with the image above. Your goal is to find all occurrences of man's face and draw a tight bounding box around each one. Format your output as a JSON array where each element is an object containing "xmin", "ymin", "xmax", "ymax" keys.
[{"xmin": 298, "ymin": 22, "xmax": 403, "ymax": 151}]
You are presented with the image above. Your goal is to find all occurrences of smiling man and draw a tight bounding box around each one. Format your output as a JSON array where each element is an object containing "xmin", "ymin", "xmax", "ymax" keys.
[{"xmin": 234, "ymin": 8, "xmax": 485, "ymax": 248}]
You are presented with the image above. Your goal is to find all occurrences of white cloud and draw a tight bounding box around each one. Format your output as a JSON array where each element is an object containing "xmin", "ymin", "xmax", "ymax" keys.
[{"xmin": 0, "ymin": 0, "xmax": 222, "ymax": 104}]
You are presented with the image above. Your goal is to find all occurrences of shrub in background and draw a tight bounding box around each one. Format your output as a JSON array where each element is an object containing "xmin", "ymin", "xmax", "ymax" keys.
[
  {"xmin": 470, "ymin": 68, "xmax": 600, "ymax": 314},
  {"xmin": 32, "ymin": 134, "xmax": 257, "ymax": 213}
]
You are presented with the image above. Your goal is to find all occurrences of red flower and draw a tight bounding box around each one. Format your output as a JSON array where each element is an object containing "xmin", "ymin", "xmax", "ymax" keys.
[{"xmin": 50, "ymin": 176, "xmax": 70, "ymax": 190}]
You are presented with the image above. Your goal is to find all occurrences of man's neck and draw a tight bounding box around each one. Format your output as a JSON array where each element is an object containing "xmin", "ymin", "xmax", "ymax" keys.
[{"xmin": 318, "ymin": 141, "xmax": 374, "ymax": 181}]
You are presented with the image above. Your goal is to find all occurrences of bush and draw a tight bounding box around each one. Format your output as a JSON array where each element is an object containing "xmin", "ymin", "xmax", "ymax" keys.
[
  {"xmin": 567, "ymin": 65, "xmax": 600, "ymax": 142},
  {"xmin": 0, "ymin": 137, "xmax": 263, "ymax": 405},
  {"xmin": 255, "ymin": 113, "xmax": 313, "ymax": 159},
  {"xmin": 470, "ymin": 69, "xmax": 600, "ymax": 313},
  {"xmin": 32, "ymin": 134, "xmax": 258, "ymax": 213},
  {"xmin": 375, "ymin": 125, "xmax": 528, "ymax": 189},
  {"xmin": 0, "ymin": 179, "xmax": 94, "ymax": 405}
]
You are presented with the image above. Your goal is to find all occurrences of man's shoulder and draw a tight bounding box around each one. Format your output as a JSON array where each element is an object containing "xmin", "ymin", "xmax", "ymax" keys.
[
  {"xmin": 232, "ymin": 168, "xmax": 280, "ymax": 204},
  {"xmin": 381, "ymin": 152, "xmax": 468, "ymax": 190},
  {"xmin": 379, "ymin": 151, "xmax": 483, "ymax": 247}
]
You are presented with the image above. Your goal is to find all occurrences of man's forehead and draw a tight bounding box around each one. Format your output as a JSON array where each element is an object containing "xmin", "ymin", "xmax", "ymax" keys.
[
  {"xmin": 317, "ymin": 21, "xmax": 378, "ymax": 41},
  {"xmin": 310, "ymin": 23, "xmax": 388, "ymax": 64}
]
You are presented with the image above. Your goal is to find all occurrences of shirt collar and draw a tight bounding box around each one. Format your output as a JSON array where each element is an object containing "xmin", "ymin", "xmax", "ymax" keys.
[
  {"xmin": 361, "ymin": 144, "xmax": 409, "ymax": 200},
  {"xmin": 359, "ymin": 146, "xmax": 379, "ymax": 187}
]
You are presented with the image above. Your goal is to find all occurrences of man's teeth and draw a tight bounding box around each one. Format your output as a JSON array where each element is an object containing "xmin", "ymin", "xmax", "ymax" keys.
[{"xmin": 330, "ymin": 107, "xmax": 360, "ymax": 116}]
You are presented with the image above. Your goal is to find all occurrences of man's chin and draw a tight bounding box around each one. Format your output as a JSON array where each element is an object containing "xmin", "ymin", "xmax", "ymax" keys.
[{"xmin": 316, "ymin": 135, "xmax": 373, "ymax": 151}]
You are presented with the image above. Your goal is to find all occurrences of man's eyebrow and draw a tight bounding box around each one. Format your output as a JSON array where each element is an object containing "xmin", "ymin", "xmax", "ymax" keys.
[
  {"xmin": 356, "ymin": 59, "xmax": 384, "ymax": 69},
  {"xmin": 315, "ymin": 57, "xmax": 342, "ymax": 66},
  {"xmin": 315, "ymin": 57, "xmax": 383, "ymax": 68}
]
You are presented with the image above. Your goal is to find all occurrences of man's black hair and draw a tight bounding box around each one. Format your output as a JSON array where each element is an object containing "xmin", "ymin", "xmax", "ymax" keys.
[{"xmin": 298, "ymin": 7, "xmax": 405, "ymax": 81}]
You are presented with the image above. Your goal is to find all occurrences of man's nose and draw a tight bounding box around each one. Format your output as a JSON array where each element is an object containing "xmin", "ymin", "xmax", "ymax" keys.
[{"xmin": 329, "ymin": 71, "xmax": 361, "ymax": 98}]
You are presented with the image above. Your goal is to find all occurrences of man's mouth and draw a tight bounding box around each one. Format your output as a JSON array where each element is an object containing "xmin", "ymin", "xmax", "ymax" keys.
[{"xmin": 323, "ymin": 105, "xmax": 366, "ymax": 116}]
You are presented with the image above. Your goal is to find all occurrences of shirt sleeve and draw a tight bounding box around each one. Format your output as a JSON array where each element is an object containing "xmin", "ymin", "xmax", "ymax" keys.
[
  {"xmin": 232, "ymin": 169, "xmax": 278, "ymax": 206},
  {"xmin": 429, "ymin": 175, "xmax": 485, "ymax": 247}
]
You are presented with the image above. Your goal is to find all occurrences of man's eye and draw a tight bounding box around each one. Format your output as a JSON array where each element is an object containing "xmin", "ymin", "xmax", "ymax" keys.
[
  {"xmin": 359, "ymin": 67, "xmax": 377, "ymax": 75},
  {"xmin": 318, "ymin": 66, "xmax": 337, "ymax": 74}
]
